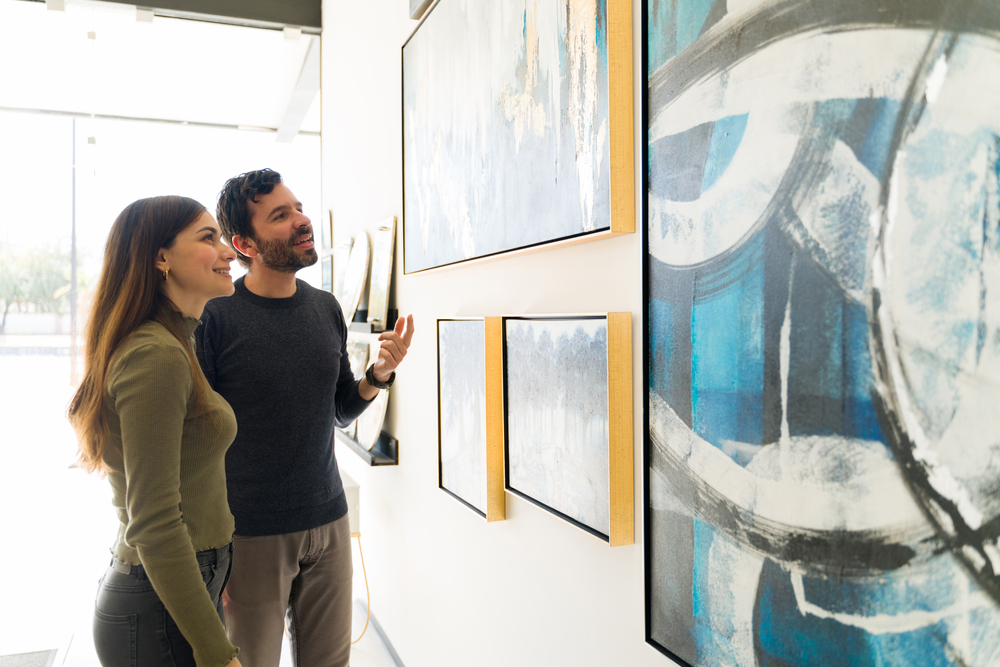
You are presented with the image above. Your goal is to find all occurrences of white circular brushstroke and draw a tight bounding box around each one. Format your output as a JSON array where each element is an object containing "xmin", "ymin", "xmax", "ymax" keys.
[
  {"xmin": 876, "ymin": 35, "xmax": 1000, "ymax": 535},
  {"xmin": 649, "ymin": 392, "xmax": 929, "ymax": 532},
  {"xmin": 649, "ymin": 29, "xmax": 934, "ymax": 141},
  {"xmin": 648, "ymin": 109, "xmax": 799, "ymax": 267}
]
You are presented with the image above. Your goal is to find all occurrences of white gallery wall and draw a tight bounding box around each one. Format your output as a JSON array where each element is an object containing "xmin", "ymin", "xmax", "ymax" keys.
[{"xmin": 319, "ymin": 0, "xmax": 671, "ymax": 665}]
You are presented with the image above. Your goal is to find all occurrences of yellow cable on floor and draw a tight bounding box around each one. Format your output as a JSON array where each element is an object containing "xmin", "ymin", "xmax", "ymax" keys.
[{"xmin": 351, "ymin": 533, "xmax": 370, "ymax": 644}]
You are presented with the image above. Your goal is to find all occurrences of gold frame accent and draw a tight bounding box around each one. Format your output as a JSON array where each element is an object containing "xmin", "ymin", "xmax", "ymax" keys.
[
  {"xmin": 485, "ymin": 317, "xmax": 506, "ymax": 522},
  {"xmin": 609, "ymin": 0, "xmax": 635, "ymax": 236},
  {"xmin": 607, "ymin": 312, "xmax": 634, "ymax": 546}
]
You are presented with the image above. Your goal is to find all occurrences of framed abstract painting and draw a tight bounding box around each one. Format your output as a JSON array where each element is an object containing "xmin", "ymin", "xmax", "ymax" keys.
[
  {"xmin": 356, "ymin": 341, "xmax": 390, "ymax": 451},
  {"xmin": 643, "ymin": 0, "xmax": 1000, "ymax": 665},
  {"xmin": 502, "ymin": 313, "xmax": 633, "ymax": 546},
  {"xmin": 367, "ymin": 216, "xmax": 397, "ymax": 332},
  {"xmin": 402, "ymin": 0, "xmax": 634, "ymax": 273},
  {"xmin": 437, "ymin": 318, "xmax": 505, "ymax": 521},
  {"xmin": 339, "ymin": 339, "xmax": 369, "ymax": 440},
  {"xmin": 409, "ymin": 0, "xmax": 433, "ymax": 20}
]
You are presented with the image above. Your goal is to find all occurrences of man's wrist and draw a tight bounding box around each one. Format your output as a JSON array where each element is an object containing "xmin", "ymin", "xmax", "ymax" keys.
[{"xmin": 365, "ymin": 363, "xmax": 395, "ymax": 390}]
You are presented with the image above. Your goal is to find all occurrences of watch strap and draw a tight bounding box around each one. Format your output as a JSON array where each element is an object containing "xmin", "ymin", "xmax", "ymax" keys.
[{"xmin": 365, "ymin": 363, "xmax": 395, "ymax": 390}]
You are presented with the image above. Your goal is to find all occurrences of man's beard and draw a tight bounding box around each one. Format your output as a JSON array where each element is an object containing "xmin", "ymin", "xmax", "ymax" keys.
[{"xmin": 255, "ymin": 230, "xmax": 318, "ymax": 273}]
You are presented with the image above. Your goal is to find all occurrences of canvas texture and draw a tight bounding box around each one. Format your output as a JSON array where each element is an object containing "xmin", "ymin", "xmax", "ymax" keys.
[{"xmin": 645, "ymin": 0, "xmax": 1000, "ymax": 665}]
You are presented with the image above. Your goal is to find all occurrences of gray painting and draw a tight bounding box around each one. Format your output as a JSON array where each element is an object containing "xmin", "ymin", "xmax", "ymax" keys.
[
  {"xmin": 402, "ymin": 0, "xmax": 611, "ymax": 273},
  {"xmin": 438, "ymin": 319, "xmax": 487, "ymax": 514},
  {"xmin": 505, "ymin": 318, "xmax": 609, "ymax": 536}
]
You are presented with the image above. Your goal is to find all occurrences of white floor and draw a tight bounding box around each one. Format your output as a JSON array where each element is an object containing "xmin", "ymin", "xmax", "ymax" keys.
[
  {"xmin": 0, "ymin": 601, "xmax": 395, "ymax": 667},
  {"xmin": 0, "ymin": 346, "xmax": 397, "ymax": 667}
]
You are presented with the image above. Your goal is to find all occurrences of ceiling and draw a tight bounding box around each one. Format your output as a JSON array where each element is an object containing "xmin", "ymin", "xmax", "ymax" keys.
[{"xmin": 0, "ymin": 0, "xmax": 321, "ymax": 134}]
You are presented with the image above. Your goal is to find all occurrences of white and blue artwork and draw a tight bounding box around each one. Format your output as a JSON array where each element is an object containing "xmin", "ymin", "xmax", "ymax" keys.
[
  {"xmin": 402, "ymin": 0, "xmax": 611, "ymax": 273},
  {"xmin": 644, "ymin": 0, "xmax": 1000, "ymax": 665},
  {"xmin": 505, "ymin": 317, "xmax": 610, "ymax": 538},
  {"xmin": 438, "ymin": 319, "xmax": 488, "ymax": 515}
]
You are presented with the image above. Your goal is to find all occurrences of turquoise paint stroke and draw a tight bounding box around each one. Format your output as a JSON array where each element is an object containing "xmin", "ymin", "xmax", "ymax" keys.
[
  {"xmin": 701, "ymin": 114, "xmax": 748, "ymax": 193},
  {"xmin": 647, "ymin": 0, "xmax": 717, "ymax": 74}
]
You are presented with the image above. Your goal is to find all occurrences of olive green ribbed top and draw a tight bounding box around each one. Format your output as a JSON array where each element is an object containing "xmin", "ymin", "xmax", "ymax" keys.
[{"xmin": 103, "ymin": 311, "xmax": 239, "ymax": 667}]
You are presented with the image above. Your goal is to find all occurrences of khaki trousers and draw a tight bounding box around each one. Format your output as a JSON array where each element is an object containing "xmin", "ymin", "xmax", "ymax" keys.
[{"xmin": 225, "ymin": 514, "xmax": 353, "ymax": 667}]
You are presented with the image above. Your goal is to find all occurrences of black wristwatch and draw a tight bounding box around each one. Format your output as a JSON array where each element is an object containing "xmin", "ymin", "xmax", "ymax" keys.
[{"xmin": 365, "ymin": 363, "xmax": 395, "ymax": 390}]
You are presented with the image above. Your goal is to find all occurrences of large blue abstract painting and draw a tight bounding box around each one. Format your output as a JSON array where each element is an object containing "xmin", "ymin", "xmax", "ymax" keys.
[
  {"xmin": 402, "ymin": 0, "xmax": 612, "ymax": 273},
  {"xmin": 644, "ymin": 0, "xmax": 1000, "ymax": 665}
]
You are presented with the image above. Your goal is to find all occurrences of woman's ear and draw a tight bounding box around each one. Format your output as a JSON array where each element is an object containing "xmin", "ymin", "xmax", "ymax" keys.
[
  {"xmin": 155, "ymin": 247, "xmax": 170, "ymax": 273},
  {"xmin": 231, "ymin": 235, "xmax": 258, "ymax": 259}
]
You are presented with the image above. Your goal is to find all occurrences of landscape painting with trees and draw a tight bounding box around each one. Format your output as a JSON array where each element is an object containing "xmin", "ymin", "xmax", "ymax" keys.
[
  {"xmin": 504, "ymin": 317, "xmax": 610, "ymax": 538},
  {"xmin": 438, "ymin": 319, "xmax": 488, "ymax": 515}
]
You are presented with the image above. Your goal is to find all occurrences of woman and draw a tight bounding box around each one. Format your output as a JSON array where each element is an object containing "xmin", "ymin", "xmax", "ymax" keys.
[{"xmin": 68, "ymin": 196, "xmax": 242, "ymax": 667}]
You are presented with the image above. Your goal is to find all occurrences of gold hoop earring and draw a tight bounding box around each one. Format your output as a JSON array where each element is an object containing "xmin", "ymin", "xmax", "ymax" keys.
[{"xmin": 162, "ymin": 268, "xmax": 169, "ymax": 281}]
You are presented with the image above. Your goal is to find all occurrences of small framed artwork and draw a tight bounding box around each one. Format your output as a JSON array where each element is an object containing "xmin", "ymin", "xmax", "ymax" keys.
[
  {"xmin": 367, "ymin": 216, "xmax": 397, "ymax": 331},
  {"xmin": 356, "ymin": 341, "xmax": 390, "ymax": 450},
  {"xmin": 325, "ymin": 210, "xmax": 334, "ymax": 251},
  {"xmin": 340, "ymin": 339, "xmax": 370, "ymax": 439},
  {"xmin": 502, "ymin": 313, "xmax": 633, "ymax": 545},
  {"xmin": 332, "ymin": 237, "xmax": 353, "ymax": 301},
  {"xmin": 409, "ymin": 0, "xmax": 433, "ymax": 20},
  {"xmin": 339, "ymin": 232, "xmax": 370, "ymax": 324},
  {"xmin": 321, "ymin": 255, "xmax": 332, "ymax": 292},
  {"xmin": 437, "ymin": 318, "xmax": 505, "ymax": 521}
]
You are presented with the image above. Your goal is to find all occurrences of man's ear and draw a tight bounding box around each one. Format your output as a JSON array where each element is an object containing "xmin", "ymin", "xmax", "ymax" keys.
[{"xmin": 231, "ymin": 235, "xmax": 258, "ymax": 259}]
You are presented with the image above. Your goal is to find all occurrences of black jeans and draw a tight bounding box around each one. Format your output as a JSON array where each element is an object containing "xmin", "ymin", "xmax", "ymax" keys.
[{"xmin": 93, "ymin": 543, "xmax": 233, "ymax": 667}]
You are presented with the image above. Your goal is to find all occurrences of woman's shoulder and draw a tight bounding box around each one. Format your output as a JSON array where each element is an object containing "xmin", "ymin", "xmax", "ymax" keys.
[
  {"xmin": 123, "ymin": 319, "xmax": 187, "ymax": 351},
  {"xmin": 111, "ymin": 321, "xmax": 190, "ymax": 377}
]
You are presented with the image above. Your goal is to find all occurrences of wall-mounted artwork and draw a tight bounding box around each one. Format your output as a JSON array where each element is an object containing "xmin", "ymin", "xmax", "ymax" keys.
[
  {"xmin": 402, "ymin": 0, "xmax": 634, "ymax": 273},
  {"xmin": 437, "ymin": 318, "xmax": 505, "ymax": 521},
  {"xmin": 324, "ymin": 210, "xmax": 334, "ymax": 251},
  {"xmin": 340, "ymin": 339, "xmax": 369, "ymax": 440},
  {"xmin": 644, "ymin": 0, "xmax": 1000, "ymax": 665},
  {"xmin": 337, "ymin": 231, "xmax": 369, "ymax": 324},
  {"xmin": 321, "ymin": 255, "xmax": 332, "ymax": 293},
  {"xmin": 504, "ymin": 314, "xmax": 632, "ymax": 545},
  {"xmin": 356, "ymin": 341, "xmax": 390, "ymax": 451},
  {"xmin": 409, "ymin": 0, "xmax": 433, "ymax": 21},
  {"xmin": 367, "ymin": 216, "xmax": 397, "ymax": 332},
  {"xmin": 332, "ymin": 237, "xmax": 353, "ymax": 301}
]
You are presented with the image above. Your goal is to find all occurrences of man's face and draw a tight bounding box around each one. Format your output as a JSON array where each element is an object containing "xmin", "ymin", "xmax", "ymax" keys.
[{"xmin": 246, "ymin": 182, "xmax": 317, "ymax": 272}]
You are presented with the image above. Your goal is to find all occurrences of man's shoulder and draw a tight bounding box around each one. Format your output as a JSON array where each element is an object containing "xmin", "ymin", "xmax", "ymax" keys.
[
  {"xmin": 296, "ymin": 278, "xmax": 333, "ymax": 301},
  {"xmin": 297, "ymin": 279, "xmax": 343, "ymax": 313},
  {"xmin": 202, "ymin": 279, "xmax": 250, "ymax": 319}
]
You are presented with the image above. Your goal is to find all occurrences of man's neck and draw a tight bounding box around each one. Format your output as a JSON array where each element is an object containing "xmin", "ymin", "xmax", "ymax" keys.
[{"xmin": 243, "ymin": 264, "xmax": 299, "ymax": 299}]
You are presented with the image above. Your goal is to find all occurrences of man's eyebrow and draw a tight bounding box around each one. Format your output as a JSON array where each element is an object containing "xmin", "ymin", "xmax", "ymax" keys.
[{"xmin": 266, "ymin": 202, "xmax": 303, "ymax": 220}]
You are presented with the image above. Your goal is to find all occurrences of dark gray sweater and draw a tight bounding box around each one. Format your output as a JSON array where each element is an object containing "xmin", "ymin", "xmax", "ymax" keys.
[{"xmin": 196, "ymin": 277, "xmax": 370, "ymax": 536}]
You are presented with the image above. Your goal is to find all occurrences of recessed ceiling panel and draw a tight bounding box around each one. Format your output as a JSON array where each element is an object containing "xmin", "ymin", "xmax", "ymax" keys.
[{"xmin": 0, "ymin": 0, "xmax": 318, "ymax": 131}]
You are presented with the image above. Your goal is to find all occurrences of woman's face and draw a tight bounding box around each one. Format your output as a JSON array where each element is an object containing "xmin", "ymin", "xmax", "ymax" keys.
[{"xmin": 159, "ymin": 211, "xmax": 236, "ymax": 308}]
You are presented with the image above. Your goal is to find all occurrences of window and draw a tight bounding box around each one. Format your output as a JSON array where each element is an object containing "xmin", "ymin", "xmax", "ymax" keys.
[{"xmin": 0, "ymin": 1, "xmax": 321, "ymax": 661}]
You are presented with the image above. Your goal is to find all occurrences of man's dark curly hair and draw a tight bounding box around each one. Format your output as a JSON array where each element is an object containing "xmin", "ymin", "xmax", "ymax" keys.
[{"xmin": 216, "ymin": 168, "xmax": 283, "ymax": 268}]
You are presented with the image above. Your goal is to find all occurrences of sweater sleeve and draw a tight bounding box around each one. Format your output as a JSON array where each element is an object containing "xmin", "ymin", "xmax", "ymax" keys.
[{"xmin": 110, "ymin": 342, "xmax": 238, "ymax": 667}]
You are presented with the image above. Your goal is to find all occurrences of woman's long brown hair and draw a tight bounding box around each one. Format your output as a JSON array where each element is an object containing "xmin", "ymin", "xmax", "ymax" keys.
[{"xmin": 68, "ymin": 196, "xmax": 211, "ymax": 474}]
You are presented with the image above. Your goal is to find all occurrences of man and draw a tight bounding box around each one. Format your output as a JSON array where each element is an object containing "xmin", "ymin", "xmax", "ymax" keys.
[{"xmin": 196, "ymin": 168, "xmax": 413, "ymax": 667}]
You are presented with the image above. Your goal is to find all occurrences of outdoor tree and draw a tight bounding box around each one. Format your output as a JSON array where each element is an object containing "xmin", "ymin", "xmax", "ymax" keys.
[{"xmin": 0, "ymin": 243, "xmax": 73, "ymax": 334}]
